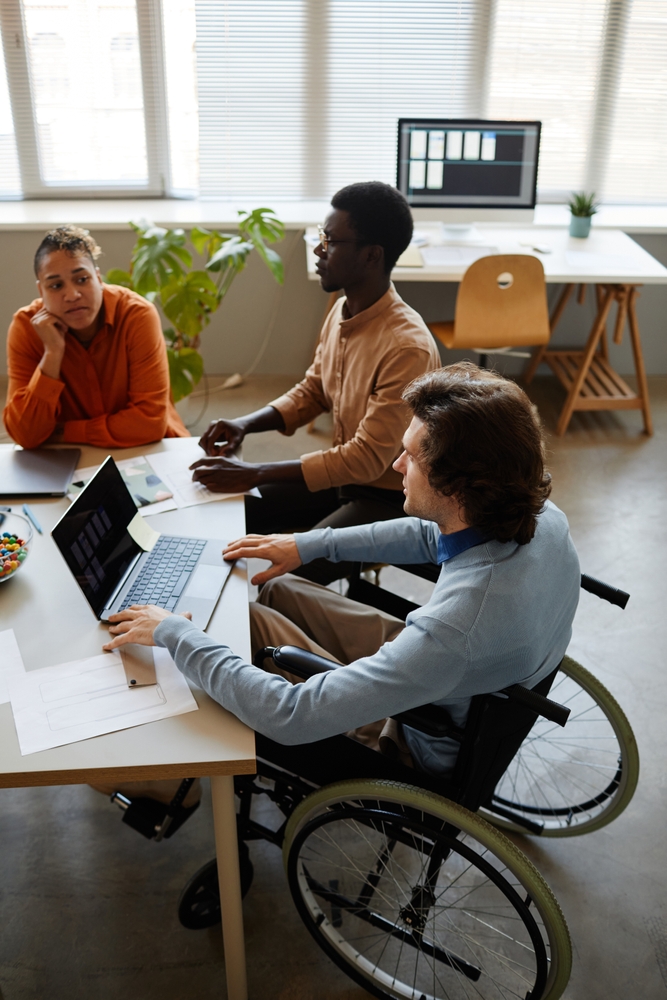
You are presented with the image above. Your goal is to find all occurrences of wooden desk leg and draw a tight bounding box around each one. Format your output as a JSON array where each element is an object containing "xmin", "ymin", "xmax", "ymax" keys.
[
  {"xmin": 627, "ymin": 286, "xmax": 653, "ymax": 436},
  {"xmin": 524, "ymin": 283, "xmax": 574, "ymax": 384},
  {"xmin": 556, "ymin": 285, "xmax": 615, "ymax": 436},
  {"xmin": 211, "ymin": 775, "xmax": 248, "ymax": 1000}
]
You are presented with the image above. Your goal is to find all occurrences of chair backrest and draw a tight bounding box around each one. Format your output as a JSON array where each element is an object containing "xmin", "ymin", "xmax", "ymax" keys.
[
  {"xmin": 451, "ymin": 253, "xmax": 550, "ymax": 349},
  {"xmin": 450, "ymin": 666, "xmax": 559, "ymax": 813}
]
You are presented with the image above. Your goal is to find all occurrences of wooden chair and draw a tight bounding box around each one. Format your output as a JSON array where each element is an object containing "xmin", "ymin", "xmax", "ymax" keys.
[{"xmin": 428, "ymin": 254, "xmax": 550, "ymax": 366}]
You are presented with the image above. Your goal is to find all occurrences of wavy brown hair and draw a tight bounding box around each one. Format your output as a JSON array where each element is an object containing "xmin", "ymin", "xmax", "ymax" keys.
[{"xmin": 402, "ymin": 363, "xmax": 551, "ymax": 545}]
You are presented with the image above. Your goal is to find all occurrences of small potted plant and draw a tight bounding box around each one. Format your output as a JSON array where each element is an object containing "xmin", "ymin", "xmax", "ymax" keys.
[{"xmin": 568, "ymin": 192, "xmax": 598, "ymax": 238}]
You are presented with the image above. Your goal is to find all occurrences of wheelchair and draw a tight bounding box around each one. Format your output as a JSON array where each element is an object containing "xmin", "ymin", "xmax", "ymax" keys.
[{"xmin": 109, "ymin": 569, "xmax": 639, "ymax": 1000}]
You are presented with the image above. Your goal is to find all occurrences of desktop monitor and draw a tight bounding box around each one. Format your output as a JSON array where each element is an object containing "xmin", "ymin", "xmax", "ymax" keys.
[{"xmin": 397, "ymin": 118, "xmax": 541, "ymax": 230}]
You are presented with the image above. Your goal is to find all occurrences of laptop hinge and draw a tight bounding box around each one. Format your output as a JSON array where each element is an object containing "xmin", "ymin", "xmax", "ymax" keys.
[{"xmin": 101, "ymin": 551, "xmax": 143, "ymax": 619}]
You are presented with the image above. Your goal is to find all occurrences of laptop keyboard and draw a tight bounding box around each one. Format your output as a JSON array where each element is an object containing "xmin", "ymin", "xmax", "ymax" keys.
[{"xmin": 119, "ymin": 535, "xmax": 207, "ymax": 612}]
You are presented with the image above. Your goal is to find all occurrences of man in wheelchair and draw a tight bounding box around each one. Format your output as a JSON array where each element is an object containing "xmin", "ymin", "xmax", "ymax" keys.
[{"xmin": 104, "ymin": 361, "xmax": 580, "ymax": 778}]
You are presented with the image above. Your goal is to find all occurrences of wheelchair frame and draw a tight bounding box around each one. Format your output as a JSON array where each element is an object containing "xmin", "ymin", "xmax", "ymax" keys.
[{"xmin": 107, "ymin": 568, "xmax": 636, "ymax": 1000}]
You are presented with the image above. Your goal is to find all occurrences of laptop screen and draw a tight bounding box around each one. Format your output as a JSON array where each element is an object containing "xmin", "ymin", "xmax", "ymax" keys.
[{"xmin": 51, "ymin": 456, "xmax": 141, "ymax": 617}]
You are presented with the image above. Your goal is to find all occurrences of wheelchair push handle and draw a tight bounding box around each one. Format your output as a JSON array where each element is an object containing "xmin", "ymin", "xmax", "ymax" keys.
[
  {"xmin": 581, "ymin": 573, "xmax": 629, "ymax": 609},
  {"xmin": 501, "ymin": 684, "xmax": 570, "ymax": 727}
]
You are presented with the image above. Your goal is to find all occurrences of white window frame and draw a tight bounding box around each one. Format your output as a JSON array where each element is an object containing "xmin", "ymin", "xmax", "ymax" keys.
[{"xmin": 0, "ymin": 0, "xmax": 171, "ymax": 198}]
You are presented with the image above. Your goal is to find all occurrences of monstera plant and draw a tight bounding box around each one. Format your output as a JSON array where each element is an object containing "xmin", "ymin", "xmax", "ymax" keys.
[{"xmin": 106, "ymin": 208, "xmax": 284, "ymax": 401}]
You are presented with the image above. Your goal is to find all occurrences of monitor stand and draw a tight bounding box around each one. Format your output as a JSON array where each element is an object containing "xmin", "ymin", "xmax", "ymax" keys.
[{"xmin": 438, "ymin": 223, "xmax": 485, "ymax": 244}]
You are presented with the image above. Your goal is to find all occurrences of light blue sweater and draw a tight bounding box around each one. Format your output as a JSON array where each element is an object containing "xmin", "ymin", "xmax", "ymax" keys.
[{"xmin": 154, "ymin": 501, "xmax": 580, "ymax": 774}]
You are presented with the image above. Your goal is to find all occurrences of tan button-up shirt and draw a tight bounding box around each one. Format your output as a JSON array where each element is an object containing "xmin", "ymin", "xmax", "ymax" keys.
[{"xmin": 270, "ymin": 284, "xmax": 441, "ymax": 492}]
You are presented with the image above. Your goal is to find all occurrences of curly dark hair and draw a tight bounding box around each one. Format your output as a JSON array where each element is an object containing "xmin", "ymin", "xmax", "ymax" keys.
[
  {"xmin": 402, "ymin": 363, "xmax": 552, "ymax": 545},
  {"xmin": 34, "ymin": 226, "xmax": 102, "ymax": 277},
  {"xmin": 331, "ymin": 181, "xmax": 413, "ymax": 272}
]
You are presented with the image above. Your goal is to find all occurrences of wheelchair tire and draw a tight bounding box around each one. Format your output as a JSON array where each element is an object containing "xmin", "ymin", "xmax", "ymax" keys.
[
  {"xmin": 481, "ymin": 655, "xmax": 639, "ymax": 837},
  {"xmin": 177, "ymin": 841, "xmax": 254, "ymax": 930},
  {"xmin": 283, "ymin": 779, "xmax": 571, "ymax": 1000}
]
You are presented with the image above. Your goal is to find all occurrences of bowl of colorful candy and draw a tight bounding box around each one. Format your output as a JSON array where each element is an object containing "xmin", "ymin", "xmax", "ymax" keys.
[{"xmin": 0, "ymin": 511, "xmax": 33, "ymax": 583}]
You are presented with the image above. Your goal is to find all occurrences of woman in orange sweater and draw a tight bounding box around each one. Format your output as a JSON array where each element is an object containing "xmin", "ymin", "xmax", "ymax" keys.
[{"xmin": 3, "ymin": 226, "xmax": 188, "ymax": 449}]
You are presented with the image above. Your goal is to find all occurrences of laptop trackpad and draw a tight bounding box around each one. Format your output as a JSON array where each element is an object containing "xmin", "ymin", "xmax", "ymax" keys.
[{"xmin": 183, "ymin": 563, "xmax": 227, "ymax": 600}]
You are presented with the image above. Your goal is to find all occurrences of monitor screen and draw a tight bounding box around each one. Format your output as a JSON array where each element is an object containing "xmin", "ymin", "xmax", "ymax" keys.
[{"xmin": 397, "ymin": 119, "xmax": 541, "ymax": 209}]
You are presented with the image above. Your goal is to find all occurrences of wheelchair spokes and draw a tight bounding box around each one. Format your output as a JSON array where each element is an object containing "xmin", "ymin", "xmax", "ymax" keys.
[
  {"xmin": 486, "ymin": 657, "xmax": 639, "ymax": 837},
  {"xmin": 287, "ymin": 797, "xmax": 554, "ymax": 1000}
]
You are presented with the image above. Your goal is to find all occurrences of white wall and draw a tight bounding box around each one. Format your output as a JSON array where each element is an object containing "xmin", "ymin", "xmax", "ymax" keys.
[{"xmin": 1, "ymin": 226, "xmax": 666, "ymax": 378}]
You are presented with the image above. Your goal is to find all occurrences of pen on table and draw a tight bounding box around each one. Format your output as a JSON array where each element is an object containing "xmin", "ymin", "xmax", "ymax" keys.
[{"xmin": 22, "ymin": 503, "xmax": 43, "ymax": 535}]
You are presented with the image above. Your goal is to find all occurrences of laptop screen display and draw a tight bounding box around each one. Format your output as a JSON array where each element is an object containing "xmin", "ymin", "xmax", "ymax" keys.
[{"xmin": 52, "ymin": 457, "xmax": 141, "ymax": 617}]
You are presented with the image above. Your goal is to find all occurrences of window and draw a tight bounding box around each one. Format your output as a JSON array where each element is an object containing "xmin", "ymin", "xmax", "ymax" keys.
[
  {"xmin": 1, "ymin": 0, "xmax": 667, "ymax": 202},
  {"xmin": 0, "ymin": 23, "xmax": 21, "ymax": 197}
]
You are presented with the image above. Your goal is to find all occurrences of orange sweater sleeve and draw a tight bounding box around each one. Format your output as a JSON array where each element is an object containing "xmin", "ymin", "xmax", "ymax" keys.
[
  {"xmin": 3, "ymin": 311, "xmax": 66, "ymax": 449},
  {"xmin": 61, "ymin": 301, "xmax": 172, "ymax": 449}
]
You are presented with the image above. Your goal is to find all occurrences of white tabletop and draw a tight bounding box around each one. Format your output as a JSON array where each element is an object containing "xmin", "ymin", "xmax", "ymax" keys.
[
  {"xmin": 0, "ymin": 438, "xmax": 255, "ymax": 787},
  {"xmin": 305, "ymin": 225, "xmax": 667, "ymax": 285}
]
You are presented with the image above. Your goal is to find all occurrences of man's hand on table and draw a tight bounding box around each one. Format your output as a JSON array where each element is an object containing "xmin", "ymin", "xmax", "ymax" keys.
[
  {"xmin": 198, "ymin": 416, "xmax": 247, "ymax": 456},
  {"xmin": 223, "ymin": 533, "xmax": 302, "ymax": 585},
  {"xmin": 103, "ymin": 605, "xmax": 193, "ymax": 650},
  {"xmin": 190, "ymin": 455, "xmax": 261, "ymax": 493}
]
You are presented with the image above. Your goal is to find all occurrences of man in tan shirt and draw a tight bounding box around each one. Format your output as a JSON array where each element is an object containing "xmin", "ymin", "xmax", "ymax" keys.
[{"xmin": 192, "ymin": 181, "xmax": 441, "ymax": 583}]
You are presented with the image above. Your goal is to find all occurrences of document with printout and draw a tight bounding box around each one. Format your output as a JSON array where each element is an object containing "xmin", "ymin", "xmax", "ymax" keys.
[
  {"xmin": 146, "ymin": 443, "xmax": 260, "ymax": 509},
  {"xmin": 0, "ymin": 629, "xmax": 25, "ymax": 705},
  {"xmin": 8, "ymin": 647, "xmax": 198, "ymax": 755},
  {"xmin": 69, "ymin": 456, "xmax": 177, "ymax": 516}
]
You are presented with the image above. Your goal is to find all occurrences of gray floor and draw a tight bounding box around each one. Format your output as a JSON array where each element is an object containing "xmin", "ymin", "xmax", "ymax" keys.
[{"xmin": 1, "ymin": 374, "xmax": 666, "ymax": 999}]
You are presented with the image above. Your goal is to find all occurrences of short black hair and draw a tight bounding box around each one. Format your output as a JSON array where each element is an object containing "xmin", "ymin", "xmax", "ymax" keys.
[
  {"xmin": 331, "ymin": 181, "xmax": 413, "ymax": 272},
  {"xmin": 34, "ymin": 226, "xmax": 102, "ymax": 277}
]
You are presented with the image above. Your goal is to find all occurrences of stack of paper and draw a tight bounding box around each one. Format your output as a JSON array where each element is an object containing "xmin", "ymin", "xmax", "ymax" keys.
[{"xmin": 6, "ymin": 638, "xmax": 198, "ymax": 756}]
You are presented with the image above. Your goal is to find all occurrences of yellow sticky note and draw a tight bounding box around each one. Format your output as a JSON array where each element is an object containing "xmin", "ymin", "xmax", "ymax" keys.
[{"xmin": 127, "ymin": 511, "xmax": 160, "ymax": 552}]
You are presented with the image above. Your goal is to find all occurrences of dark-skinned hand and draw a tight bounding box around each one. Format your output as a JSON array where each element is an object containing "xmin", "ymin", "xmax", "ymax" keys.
[
  {"xmin": 198, "ymin": 417, "xmax": 246, "ymax": 456},
  {"xmin": 189, "ymin": 455, "xmax": 261, "ymax": 493}
]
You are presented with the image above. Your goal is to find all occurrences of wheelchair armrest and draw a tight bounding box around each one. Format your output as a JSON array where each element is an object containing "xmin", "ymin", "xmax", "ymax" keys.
[
  {"xmin": 253, "ymin": 644, "xmax": 338, "ymax": 680},
  {"xmin": 500, "ymin": 684, "xmax": 570, "ymax": 727}
]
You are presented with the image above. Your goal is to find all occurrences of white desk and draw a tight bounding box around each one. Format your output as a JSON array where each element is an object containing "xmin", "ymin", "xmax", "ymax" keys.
[
  {"xmin": 306, "ymin": 225, "xmax": 667, "ymax": 435},
  {"xmin": 0, "ymin": 438, "xmax": 255, "ymax": 1000}
]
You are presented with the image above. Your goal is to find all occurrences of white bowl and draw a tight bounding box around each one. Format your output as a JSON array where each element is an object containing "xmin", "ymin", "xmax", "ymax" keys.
[{"xmin": 0, "ymin": 511, "xmax": 34, "ymax": 583}]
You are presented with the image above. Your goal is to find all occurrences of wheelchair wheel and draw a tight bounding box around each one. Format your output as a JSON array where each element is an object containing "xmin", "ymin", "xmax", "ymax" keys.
[
  {"xmin": 283, "ymin": 780, "xmax": 571, "ymax": 1000},
  {"xmin": 482, "ymin": 655, "xmax": 639, "ymax": 837},
  {"xmin": 177, "ymin": 840, "xmax": 254, "ymax": 930}
]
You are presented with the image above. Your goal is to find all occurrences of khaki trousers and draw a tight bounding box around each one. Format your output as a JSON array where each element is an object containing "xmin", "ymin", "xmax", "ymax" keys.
[{"xmin": 251, "ymin": 575, "xmax": 413, "ymax": 766}]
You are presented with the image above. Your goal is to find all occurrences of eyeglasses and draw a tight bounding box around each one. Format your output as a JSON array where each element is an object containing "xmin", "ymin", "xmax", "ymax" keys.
[{"xmin": 317, "ymin": 226, "xmax": 362, "ymax": 251}]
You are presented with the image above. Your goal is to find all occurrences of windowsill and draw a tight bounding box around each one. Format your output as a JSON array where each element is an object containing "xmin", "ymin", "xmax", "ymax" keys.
[{"xmin": 0, "ymin": 199, "xmax": 667, "ymax": 234}]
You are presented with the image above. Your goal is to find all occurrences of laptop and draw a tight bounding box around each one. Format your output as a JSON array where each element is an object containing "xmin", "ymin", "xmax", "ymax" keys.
[
  {"xmin": 52, "ymin": 456, "xmax": 233, "ymax": 630},
  {"xmin": 0, "ymin": 447, "xmax": 81, "ymax": 498}
]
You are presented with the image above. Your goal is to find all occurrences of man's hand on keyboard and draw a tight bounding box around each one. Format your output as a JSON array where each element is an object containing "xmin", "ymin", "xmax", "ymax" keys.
[
  {"xmin": 223, "ymin": 533, "xmax": 301, "ymax": 585},
  {"xmin": 103, "ymin": 605, "xmax": 193, "ymax": 651}
]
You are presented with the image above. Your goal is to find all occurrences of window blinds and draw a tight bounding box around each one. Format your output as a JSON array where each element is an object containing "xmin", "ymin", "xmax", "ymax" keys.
[
  {"xmin": 604, "ymin": 1, "xmax": 667, "ymax": 202},
  {"xmin": 1, "ymin": 1, "xmax": 667, "ymax": 202},
  {"xmin": 196, "ymin": 0, "xmax": 487, "ymax": 200},
  {"xmin": 485, "ymin": 1, "xmax": 608, "ymax": 195}
]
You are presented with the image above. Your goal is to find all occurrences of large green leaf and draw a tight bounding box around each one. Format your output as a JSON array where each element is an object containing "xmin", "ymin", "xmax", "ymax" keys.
[
  {"xmin": 167, "ymin": 347, "xmax": 204, "ymax": 402},
  {"xmin": 238, "ymin": 207, "xmax": 285, "ymax": 244},
  {"xmin": 190, "ymin": 226, "xmax": 234, "ymax": 260},
  {"xmin": 161, "ymin": 271, "xmax": 220, "ymax": 340},
  {"xmin": 129, "ymin": 220, "xmax": 192, "ymax": 296},
  {"xmin": 205, "ymin": 236, "xmax": 254, "ymax": 273},
  {"xmin": 104, "ymin": 268, "xmax": 134, "ymax": 289},
  {"xmin": 238, "ymin": 208, "xmax": 285, "ymax": 284}
]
